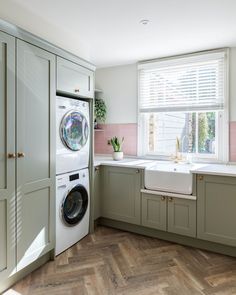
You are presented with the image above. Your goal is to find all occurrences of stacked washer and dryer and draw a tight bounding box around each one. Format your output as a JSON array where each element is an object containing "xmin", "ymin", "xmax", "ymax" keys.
[{"xmin": 55, "ymin": 96, "xmax": 90, "ymax": 255}]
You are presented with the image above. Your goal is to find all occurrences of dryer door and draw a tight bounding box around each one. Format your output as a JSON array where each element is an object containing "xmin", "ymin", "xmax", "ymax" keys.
[
  {"xmin": 62, "ymin": 185, "xmax": 88, "ymax": 226},
  {"xmin": 60, "ymin": 110, "xmax": 89, "ymax": 151}
]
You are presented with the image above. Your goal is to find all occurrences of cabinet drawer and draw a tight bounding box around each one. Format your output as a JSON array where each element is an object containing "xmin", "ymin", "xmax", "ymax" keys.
[
  {"xmin": 57, "ymin": 57, "xmax": 94, "ymax": 98},
  {"xmin": 141, "ymin": 193, "xmax": 167, "ymax": 231},
  {"xmin": 168, "ymin": 197, "xmax": 196, "ymax": 238}
]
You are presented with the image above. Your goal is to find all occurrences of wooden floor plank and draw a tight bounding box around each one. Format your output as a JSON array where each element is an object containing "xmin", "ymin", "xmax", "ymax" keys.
[{"xmin": 4, "ymin": 226, "xmax": 236, "ymax": 295}]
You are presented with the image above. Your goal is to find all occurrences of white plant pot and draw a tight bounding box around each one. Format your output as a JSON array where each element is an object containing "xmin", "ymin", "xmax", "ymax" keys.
[{"xmin": 112, "ymin": 151, "xmax": 123, "ymax": 161}]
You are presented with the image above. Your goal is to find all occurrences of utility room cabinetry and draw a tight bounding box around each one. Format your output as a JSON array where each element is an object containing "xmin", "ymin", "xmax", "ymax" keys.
[
  {"xmin": 16, "ymin": 40, "xmax": 56, "ymax": 271},
  {"xmin": 101, "ymin": 166, "xmax": 141, "ymax": 225},
  {"xmin": 0, "ymin": 36, "xmax": 56, "ymax": 284},
  {"xmin": 141, "ymin": 193, "xmax": 196, "ymax": 238},
  {"xmin": 57, "ymin": 57, "xmax": 94, "ymax": 98},
  {"xmin": 0, "ymin": 31, "xmax": 16, "ymax": 283},
  {"xmin": 197, "ymin": 174, "xmax": 236, "ymax": 247}
]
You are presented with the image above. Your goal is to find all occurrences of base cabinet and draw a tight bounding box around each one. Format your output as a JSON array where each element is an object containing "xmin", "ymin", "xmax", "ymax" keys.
[
  {"xmin": 197, "ymin": 174, "xmax": 236, "ymax": 247},
  {"xmin": 142, "ymin": 193, "xmax": 167, "ymax": 231},
  {"xmin": 168, "ymin": 197, "xmax": 196, "ymax": 238},
  {"xmin": 141, "ymin": 193, "xmax": 196, "ymax": 238},
  {"xmin": 101, "ymin": 166, "xmax": 141, "ymax": 225}
]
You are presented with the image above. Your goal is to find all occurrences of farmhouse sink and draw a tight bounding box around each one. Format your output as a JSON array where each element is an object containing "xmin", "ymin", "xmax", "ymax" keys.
[{"xmin": 145, "ymin": 162, "xmax": 197, "ymax": 195}]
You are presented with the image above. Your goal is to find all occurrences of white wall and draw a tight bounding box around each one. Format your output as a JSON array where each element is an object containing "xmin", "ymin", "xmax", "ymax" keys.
[
  {"xmin": 96, "ymin": 48, "xmax": 236, "ymax": 124},
  {"xmin": 95, "ymin": 64, "xmax": 137, "ymax": 124}
]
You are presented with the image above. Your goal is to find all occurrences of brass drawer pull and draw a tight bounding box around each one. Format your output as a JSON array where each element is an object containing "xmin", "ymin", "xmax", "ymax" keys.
[
  {"xmin": 161, "ymin": 196, "xmax": 165, "ymax": 201},
  {"xmin": 8, "ymin": 153, "xmax": 16, "ymax": 159},
  {"xmin": 17, "ymin": 152, "xmax": 25, "ymax": 158},
  {"xmin": 136, "ymin": 169, "xmax": 140, "ymax": 174},
  {"xmin": 74, "ymin": 88, "xmax": 80, "ymax": 93}
]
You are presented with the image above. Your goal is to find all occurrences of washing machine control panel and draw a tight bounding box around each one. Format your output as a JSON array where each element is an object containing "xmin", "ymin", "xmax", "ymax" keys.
[{"xmin": 69, "ymin": 173, "xmax": 79, "ymax": 181}]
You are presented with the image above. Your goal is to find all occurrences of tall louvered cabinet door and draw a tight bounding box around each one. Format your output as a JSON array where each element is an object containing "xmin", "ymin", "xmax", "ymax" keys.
[{"xmin": 0, "ymin": 31, "xmax": 16, "ymax": 282}]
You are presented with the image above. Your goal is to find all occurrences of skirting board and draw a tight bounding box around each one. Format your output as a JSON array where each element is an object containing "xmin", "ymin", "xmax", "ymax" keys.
[
  {"xmin": 98, "ymin": 218, "xmax": 236, "ymax": 258},
  {"xmin": 0, "ymin": 251, "xmax": 52, "ymax": 294}
]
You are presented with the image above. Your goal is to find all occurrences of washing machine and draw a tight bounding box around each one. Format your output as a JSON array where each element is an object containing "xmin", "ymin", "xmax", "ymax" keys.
[
  {"xmin": 56, "ymin": 96, "xmax": 90, "ymax": 175},
  {"xmin": 56, "ymin": 168, "xmax": 90, "ymax": 255}
]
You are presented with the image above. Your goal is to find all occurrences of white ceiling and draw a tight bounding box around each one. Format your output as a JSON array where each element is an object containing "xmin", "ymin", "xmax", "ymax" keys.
[{"xmin": 0, "ymin": 0, "xmax": 236, "ymax": 68}]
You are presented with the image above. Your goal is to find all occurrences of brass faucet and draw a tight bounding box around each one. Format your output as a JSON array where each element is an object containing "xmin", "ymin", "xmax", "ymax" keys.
[{"xmin": 171, "ymin": 137, "xmax": 182, "ymax": 163}]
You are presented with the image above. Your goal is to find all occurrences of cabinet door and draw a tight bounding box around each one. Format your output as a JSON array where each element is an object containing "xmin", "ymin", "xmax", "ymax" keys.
[
  {"xmin": 197, "ymin": 175, "xmax": 236, "ymax": 247},
  {"xmin": 0, "ymin": 32, "xmax": 16, "ymax": 281},
  {"xmin": 16, "ymin": 40, "xmax": 56, "ymax": 271},
  {"xmin": 94, "ymin": 166, "xmax": 101, "ymax": 220},
  {"xmin": 57, "ymin": 57, "xmax": 94, "ymax": 98},
  {"xmin": 141, "ymin": 193, "xmax": 167, "ymax": 231},
  {"xmin": 168, "ymin": 197, "xmax": 196, "ymax": 238},
  {"xmin": 101, "ymin": 166, "xmax": 141, "ymax": 225}
]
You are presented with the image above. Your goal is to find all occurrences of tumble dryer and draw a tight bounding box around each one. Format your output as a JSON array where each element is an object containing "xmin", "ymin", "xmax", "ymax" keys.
[{"xmin": 56, "ymin": 96, "xmax": 90, "ymax": 175}]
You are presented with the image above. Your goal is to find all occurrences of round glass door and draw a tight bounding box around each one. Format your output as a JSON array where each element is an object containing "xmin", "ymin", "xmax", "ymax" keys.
[
  {"xmin": 62, "ymin": 185, "xmax": 88, "ymax": 226},
  {"xmin": 60, "ymin": 111, "xmax": 89, "ymax": 151}
]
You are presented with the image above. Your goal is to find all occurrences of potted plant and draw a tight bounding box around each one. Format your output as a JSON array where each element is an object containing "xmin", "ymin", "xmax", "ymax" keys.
[
  {"xmin": 94, "ymin": 98, "xmax": 106, "ymax": 128},
  {"xmin": 108, "ymin": 137, "xmax": 124, "ymax": 161}
]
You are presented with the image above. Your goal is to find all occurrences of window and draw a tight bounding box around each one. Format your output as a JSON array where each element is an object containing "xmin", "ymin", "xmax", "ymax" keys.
[{"xmin": 138, "ymin": 50, "xmax": 228, "ymax": 162}]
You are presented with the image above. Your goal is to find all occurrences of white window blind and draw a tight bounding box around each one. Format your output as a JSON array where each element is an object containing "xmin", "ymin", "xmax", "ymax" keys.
[{"xmin": 138, "ymin": 51, "xmax": 226, "ymax": 113}]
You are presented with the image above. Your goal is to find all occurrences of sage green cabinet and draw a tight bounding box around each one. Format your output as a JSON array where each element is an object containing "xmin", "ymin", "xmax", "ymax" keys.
[
  {"xmin": 101, "ymin": 166, "xmax": 141, "ymax": 225},
  {"xmin": 16, "ymin": 40, "xmax": 56, "ymax": 271},
  {"xmin": 0, "ymin": 31, "xmax": 16, "ymax": 282},
  {"xmin": 197, "ymin": 174, "xmax": 236, "ymax": 247},
  {"xmin": 141, "ymin": 193, "xmax": 167, "ymax": 230},
  {"xmin": 57, "ymin": 57, "xmax": 94, "ymax": 98},
  {"xmin": 168, "ymin": 197, "xmax": 196, "ymax": 238},
  {"xmin": 94, "ymin": 166, "xmax": 101, "ymax": 220},
  {"xmin": 141, "ymin": 193, "xmax": 196, "ymax": 237}
]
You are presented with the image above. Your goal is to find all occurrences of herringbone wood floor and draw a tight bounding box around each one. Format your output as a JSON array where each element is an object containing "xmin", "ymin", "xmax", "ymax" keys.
[{"xmin": 4, "ymin": 226, "xmax": 236, "ymax": 295}]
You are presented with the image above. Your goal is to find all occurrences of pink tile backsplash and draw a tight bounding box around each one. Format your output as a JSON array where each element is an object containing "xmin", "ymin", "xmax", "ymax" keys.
[
  {"xmin": 95, "ymin": 121, "xmax": 236, "ymax": 161},
  {"xmin": 94, "ymin": 123, "xmax": 137, "ymax": 156},
  {"xmin": 230, "ymin": 122, "xmax": 236, "ymax": 162}
]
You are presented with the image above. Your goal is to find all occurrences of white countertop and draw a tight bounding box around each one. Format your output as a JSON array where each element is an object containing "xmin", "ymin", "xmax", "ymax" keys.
[
  {"xmin": 94, "ymin": 155, "xmax": 236, "ymax": 177},
  {"xmin": 191, "ymin": 164, "xmax": 236, "ymax": 177},
  {"xmin": 94, "ymin": 155, "xmax": 154, "ymax": 169}
]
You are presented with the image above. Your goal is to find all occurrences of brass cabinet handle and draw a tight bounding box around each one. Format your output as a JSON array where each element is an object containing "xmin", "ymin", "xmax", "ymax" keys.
[
  {"xmin": 168, "ymin": 197, "xmax": 173, "ymax": 202},
  {"xmin": 8, "ymin": 153, "xmax": 16, "ymax": 159},
  {"xmin": 17, "ymin": 152, "xmax": 25, "ymax": 158},
  {"xmin": 136, "ymin": 169, "xmax": 140, "ymax": 174},
  {"xmin": 95, "ymin": 166, "xmax": 99, "ymax": 171},
  {"xmin": 198, "ymin": 175, "xmax": 204, "ymax": 181},
  {"xmin": 74, "ymin": 88, "xmax": 80, "ymax": 93},
  {"xmin": 161, "ymin": 196, "xmax": 165, "ymax": 201}
]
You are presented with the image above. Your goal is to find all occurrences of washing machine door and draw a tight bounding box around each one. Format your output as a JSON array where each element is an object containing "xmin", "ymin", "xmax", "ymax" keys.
[
  {"xmin": 60, "ymin": 110, "xmax": 89, "ymax": 151},
  {"xmin": 62, "ymin": 185, "xmax": 88, "ymax": 226}
]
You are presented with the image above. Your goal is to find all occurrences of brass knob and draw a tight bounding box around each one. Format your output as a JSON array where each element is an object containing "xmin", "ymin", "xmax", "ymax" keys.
[
  {"xmin": 74, "ymin": 89, "xmax": 80, "ymax": 93},
  {"xmin": 198, "ymin": 175, "xmax": 204, "ymax": 181},
  {"xmin": 8, "ymin": 153, "xmax": 16, "ymax": 159},
  {"xmin": 169, "ymin": 197, "xmax": 173, "ymax": 202},
  {"xmin": 161, "ymin": 196, "xmax": 165, "ymax": 201},
  {"xmin": 17, "ymin": 152, "xmax": 25, "ymax": 158}
]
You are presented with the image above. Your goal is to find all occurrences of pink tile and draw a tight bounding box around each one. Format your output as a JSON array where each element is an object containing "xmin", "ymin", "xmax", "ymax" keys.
[{"xmin": 94, "ymin": 123, "xmax": 137, "ymax": 156}]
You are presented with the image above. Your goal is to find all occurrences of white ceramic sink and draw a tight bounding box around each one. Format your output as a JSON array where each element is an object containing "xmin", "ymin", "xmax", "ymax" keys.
[{"xmin": 145, "ymin": 162, "xmax": 196, "ymax": 195}]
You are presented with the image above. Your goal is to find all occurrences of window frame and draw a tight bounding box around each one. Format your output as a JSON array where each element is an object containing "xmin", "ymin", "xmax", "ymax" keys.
[{"xmin": 137, "ymin": 48, "xmax": 229, "ymax": 163}]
